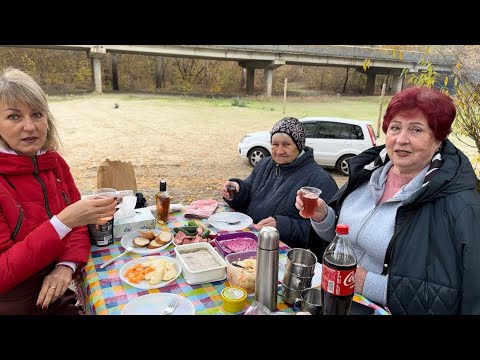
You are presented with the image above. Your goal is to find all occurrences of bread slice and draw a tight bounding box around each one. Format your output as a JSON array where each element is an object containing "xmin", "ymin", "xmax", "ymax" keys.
[
  {"xmin": 146, "ymin": 239, "xmax": 164, "ymax": 249},
  {"xmin": 156, "ymin": 231, "xmax": 172, "ymax": 245},
  {"xmin": 133, "ymin": 237, "xmax": 150, "ymax": 247},
  {"xmin": 138, "ymin": 230, "xmax": 156, "ymax": 240}
]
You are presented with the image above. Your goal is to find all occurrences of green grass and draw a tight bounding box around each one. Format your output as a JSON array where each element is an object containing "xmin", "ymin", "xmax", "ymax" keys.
[{"xmin": 76, "ymin": 92, "xmax": 390, "ymax": 120}]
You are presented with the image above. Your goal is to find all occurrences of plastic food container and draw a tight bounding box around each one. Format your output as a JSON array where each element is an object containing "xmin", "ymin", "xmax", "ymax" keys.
[
  {"xmin": 215, "ymin": 232, "xmax": 258, "ymax": 258},
  {"xmin": 221, "ymin": 286, "xmax": 247, "ymax": 313},
  {"xmin": 225, "ymin": 250, "xmax": 257, "ymax": 295},
  {"xmin": 174, "ymin": 242, "xmax": 227, "ymax": 285}
]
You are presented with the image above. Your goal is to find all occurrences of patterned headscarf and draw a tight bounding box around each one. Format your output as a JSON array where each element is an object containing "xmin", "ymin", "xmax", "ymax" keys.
[{"xmin": 270, "ymin": 117, "xmax": 306, "ymax": 151}]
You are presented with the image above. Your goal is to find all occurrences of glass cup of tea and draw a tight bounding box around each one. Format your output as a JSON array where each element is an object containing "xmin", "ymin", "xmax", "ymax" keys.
[
  {"xmin": 300, "ymin": 186, "xmax": 322, "ymax": 218},
  {"xmin": 226, "ymin": 184, "xmax": 237, "ymax": 199}
]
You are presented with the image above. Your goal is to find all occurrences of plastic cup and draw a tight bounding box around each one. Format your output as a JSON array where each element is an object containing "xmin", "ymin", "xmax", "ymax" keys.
[{"xmin": 300, "ymin": 186, "xmax": 322, "ymax": 218}]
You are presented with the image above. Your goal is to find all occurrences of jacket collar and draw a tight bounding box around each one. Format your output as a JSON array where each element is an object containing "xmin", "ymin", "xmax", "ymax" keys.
[
  {"xmin": 274, "ymin": 146, "xmax": 314, "ymax": 175},
  {"xmin": 0, "ymin": 151, "xmax": 58, "ymax": 175},
  {"xmin": 342, "ymin": 140, "xmax": 475, "ymax": 204}
]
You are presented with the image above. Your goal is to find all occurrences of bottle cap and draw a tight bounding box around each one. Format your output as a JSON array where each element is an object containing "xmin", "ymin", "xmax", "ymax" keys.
[
  {"xmin": 258, "ymin": 226, "xmax": 279, "ymax": 250},
  {"xmin": 336, "ymin": 223, "xmax": 349, "ymax": 235},
  {"xmin": 160, "ymin": 180, "xmax": 167, "ymax": 191}
]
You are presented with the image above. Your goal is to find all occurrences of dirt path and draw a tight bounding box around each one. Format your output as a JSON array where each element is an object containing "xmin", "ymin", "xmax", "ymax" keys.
[{"xmin": 49, "ymin": 94, "xmax": 348, "ymax": 206}]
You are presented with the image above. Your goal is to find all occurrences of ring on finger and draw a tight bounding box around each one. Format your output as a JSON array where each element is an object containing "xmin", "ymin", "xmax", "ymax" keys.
[
  {"xmin": 50, "ymin": 285, "xmax": 57, "ymax": 290},
  {"xmin": 100, "ymin": 212, "xmax": 104, "ymax": 218}
]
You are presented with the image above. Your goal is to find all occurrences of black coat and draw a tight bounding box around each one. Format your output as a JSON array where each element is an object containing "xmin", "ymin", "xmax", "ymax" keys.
[
  {"xmin": 308, "ymin": 140, "xmax": 480, "ymax": 314},
  {"xmin": 225, "ymin": 147, "xmax": 338, "ymax": 248}
]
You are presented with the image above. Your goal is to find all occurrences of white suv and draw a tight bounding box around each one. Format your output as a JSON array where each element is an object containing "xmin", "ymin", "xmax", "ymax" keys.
[{"xmin": 238, "ymin": 117, "xmax": 376, "ymax": 176}]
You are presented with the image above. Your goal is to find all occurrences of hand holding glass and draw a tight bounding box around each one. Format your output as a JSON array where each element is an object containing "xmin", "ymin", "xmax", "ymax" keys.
[
  {"xmin": 226, "ymin": 184, "xmax": 237, "ymax": 199},
  {"xmin": 300, "ymin": 187, "xmax": 322, "ymax": 218}
]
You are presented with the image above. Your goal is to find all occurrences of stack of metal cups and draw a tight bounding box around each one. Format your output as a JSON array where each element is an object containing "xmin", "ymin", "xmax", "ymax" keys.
[{"xmin": 280, "ymin": 248, "xmax": 317, "ymax": 305}]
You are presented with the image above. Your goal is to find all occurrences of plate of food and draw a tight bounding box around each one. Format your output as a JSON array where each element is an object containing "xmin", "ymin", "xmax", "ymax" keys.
[
  {"xmin": 207, "ymin": 212, "xmax": 253, "ymax": 232},
  {"xmin": 121, "ymin": 293, "xmax": 195, "ymax": 315},
  {"xmin": 120, "ymin": 229, "xmax": 173, "ymax": 255},
  {"xmin": 119, "ymin": 255, "xmax": 182, "ymax": 290}
]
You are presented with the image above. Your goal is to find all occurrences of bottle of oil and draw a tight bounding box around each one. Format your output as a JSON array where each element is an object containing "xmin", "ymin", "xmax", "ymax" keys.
[{"xmin": 155, "ymin": 180, "xmax": 170, "ymax": 224}]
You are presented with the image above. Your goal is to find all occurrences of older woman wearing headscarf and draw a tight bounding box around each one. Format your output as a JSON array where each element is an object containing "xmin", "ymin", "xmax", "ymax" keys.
[{"xmin": 222, "ymin": 117, "xmax": 338, "ymax": 249}]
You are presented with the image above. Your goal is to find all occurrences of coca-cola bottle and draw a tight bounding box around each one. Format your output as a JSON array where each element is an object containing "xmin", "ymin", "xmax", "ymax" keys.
[{"xmin": 321, "ymin": 223, "xmax": 357, "ymax": 315}]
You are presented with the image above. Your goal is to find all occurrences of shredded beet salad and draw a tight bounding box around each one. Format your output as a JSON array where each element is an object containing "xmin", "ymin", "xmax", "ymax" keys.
[{"xmin": 220, "ymin": 238, "xmax": 257, "ymax": 253}]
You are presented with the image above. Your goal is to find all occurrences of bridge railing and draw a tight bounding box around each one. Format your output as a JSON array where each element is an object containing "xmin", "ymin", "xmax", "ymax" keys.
[{"xmin": 187, "ymin": 45, "xmax": 455, "ymax": 66}]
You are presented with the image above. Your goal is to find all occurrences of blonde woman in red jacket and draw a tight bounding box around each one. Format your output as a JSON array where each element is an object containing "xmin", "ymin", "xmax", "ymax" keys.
[{"xmin": 0, "ymin": 68, "xmax": 117, "ymax": 314}]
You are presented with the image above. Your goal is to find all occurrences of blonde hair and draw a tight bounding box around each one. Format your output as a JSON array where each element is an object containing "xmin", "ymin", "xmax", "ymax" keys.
[{"xmin": 0, "ymin": 67, "xmax": 61, "ymax": 151}]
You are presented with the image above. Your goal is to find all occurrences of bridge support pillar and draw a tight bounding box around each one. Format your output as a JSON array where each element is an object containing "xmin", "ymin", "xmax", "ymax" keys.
[
  {"xmin": 391, "ymin": 75, "xmax": 404, "ymax": 94},
  {"xmin": 265, "ymin": 68, "xmax": 273, "ymax": 97},
  {"xmin": 112, "ymin": 53, "xmax": 120, "ymax": 91},
  {"xmin": 246, "ymin": 68, "xmax": 255, "ymax": 95},
  {"xmin": 365, "ymin": 72, "xmax": 376, "ymax": 95},
  {"xmin": 239, "ymin": 59, "xmax": 284, "ymax": 97},
  {"xmin": 88, "ymin": 46, "xmax": 106, "ymax": 94}
]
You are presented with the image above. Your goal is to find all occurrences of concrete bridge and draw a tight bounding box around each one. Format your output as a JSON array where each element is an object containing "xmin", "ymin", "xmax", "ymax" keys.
[{"xmin": 14, "ymin": 45, "xmax": 455, "ymax": 95}]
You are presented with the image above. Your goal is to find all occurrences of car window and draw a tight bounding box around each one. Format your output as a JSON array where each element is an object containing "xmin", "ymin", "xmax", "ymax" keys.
[
  {"xmin": 317, "ymin": 122, "xmax": 349, "ymax": 139},
  {"xmin": 350, "ymin": 124, "xmax": 364, "ymax": 140},
  {"xmin": 303, "ymin": 122, "xmax": 317, "ymax": 138}
]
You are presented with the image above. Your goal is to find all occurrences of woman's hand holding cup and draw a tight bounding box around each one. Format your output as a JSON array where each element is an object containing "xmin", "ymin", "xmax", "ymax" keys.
[
  {"xmin": 295, "ymin": 188, "xmax": 328, "ymax": 222},
  {"xmin": 222, "ymin": 181, "xmax": 238, "ymax": 200},
  {"xmin": 57, "ymin": 196, "xmax": 117, "ymax": 228}
]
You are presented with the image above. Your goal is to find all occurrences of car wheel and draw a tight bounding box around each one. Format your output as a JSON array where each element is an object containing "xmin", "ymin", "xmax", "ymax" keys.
[
  {"xmin": 248, "ymin": 147, "xmax": 269, "ymax": 166},
  {"xmin": 336, "ymin": 155, "xmax": 354, "ymax": 176}
]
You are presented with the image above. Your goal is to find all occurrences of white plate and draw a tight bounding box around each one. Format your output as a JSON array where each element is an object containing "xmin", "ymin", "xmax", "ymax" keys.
[
  {"xmin": 208, "ymin": 212, "xmax": 253, "ymax": 232},
  {"xmin": 121, "ymin": 293, "xmax": 195, "ymax": 315},
  {"xmin": 120, "ymin": 230, "xmax": 173, "ymax": 255},
  {"xmin": 119, "ymin": 255, "xmax": 182, "ymax": 290}
]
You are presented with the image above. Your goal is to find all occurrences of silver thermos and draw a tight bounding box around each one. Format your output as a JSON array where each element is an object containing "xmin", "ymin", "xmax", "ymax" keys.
[{"xmin": 255, "ymin": 226, "xmax": 280, "ymax": 311}]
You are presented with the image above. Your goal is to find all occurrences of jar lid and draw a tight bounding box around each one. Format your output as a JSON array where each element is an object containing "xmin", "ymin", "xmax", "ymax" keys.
[{"xmin": 222, "ymin": 286, "xmax": 247, "ymax": 302}]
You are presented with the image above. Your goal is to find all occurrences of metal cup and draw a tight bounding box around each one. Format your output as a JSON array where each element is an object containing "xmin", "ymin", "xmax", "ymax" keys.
[
  {"xmin": 282, "ymin": 269, "xmax": 313, "ymax": 290},
  {"xmin": 294, "ymin": 287, "xmax": 323, "ymax": 315},
  {"xmin": 278, "ymin": 283, "xmax": 304, "ymax": 305},
  {"xmin": 285, "ymin": 248, "xmax": 317, "ymax": 278}
]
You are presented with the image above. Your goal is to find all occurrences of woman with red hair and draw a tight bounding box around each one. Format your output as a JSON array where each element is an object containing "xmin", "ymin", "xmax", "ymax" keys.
[{"xmin": 297, "ymin": 86, "xmax": 480, "ymax": 315}]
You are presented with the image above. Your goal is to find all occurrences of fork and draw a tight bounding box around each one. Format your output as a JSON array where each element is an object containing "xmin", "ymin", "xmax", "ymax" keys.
[
  {"xmin": 162, "ymin": 297, "xmax": 178, "ymax": 315},
  {"xmin": 100, "ymin": 246, "xmax": 134, "ymax": 269},
  {"xmin": 211, "ymin": 220, "xmax": 241, "ymax": 225}
]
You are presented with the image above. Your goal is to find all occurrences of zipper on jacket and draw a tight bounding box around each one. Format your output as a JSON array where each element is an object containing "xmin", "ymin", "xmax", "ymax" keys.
[
  {"xmin": 11, "ymin": 204, "xmax": 24, "ymax": 240},
  {"xmin": 32, "ymin": 157, "xmax": 53, "ymax": 219},
  {"xmin": 353, "ymin": 203, "xmax": 382, "ymax": 264},
  {"xmin": 61, "ymin": 190, "xmax": 71, "ymax": 205},
  {"xmin": 275, "ymin": 164, "xmax": 280, "ymax": 176}
]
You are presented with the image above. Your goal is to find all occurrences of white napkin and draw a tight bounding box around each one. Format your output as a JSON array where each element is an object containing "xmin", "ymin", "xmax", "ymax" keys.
[{"xmin": 114, "ymin": 195, "xmax": 137, "ymax": 220}]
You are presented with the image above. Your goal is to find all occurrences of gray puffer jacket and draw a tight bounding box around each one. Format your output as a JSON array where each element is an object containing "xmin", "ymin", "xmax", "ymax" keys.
[{"xmin": 225, "ymin": 147, "xmax": 338, "ymax": 248}]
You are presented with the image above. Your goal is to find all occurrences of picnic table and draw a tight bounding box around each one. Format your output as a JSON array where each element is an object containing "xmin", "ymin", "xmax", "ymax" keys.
[{"xmin": 76, "ymin": 203, "xmax": 388, "ymax": 315}]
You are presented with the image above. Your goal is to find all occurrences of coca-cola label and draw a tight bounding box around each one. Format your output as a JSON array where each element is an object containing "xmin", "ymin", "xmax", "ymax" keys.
[{"xmin": 321, "ymin": 264, "xmax": 356, "ymax": 296}]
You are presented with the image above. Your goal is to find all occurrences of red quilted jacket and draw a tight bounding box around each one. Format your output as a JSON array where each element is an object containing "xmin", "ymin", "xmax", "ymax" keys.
[{"xmin": 0, "ymin": 151, "xmax": 90, "ymax": 293}]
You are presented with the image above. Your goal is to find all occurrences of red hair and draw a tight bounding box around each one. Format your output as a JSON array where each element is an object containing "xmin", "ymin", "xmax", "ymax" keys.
[{"xmin": 382, "ymin": 86, "xmax": 456, "ymax": 141}]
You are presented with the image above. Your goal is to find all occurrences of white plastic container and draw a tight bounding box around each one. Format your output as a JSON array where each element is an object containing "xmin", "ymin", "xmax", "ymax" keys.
[{"xmin": 174, "ymin": 242, "xmax": 227, "ymax": 285}]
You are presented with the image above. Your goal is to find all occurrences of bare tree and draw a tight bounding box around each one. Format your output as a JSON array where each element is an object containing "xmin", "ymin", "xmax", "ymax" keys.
[{"xmin": 173, "ymin": 58, "xmax": 206, "ymax": 84}]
